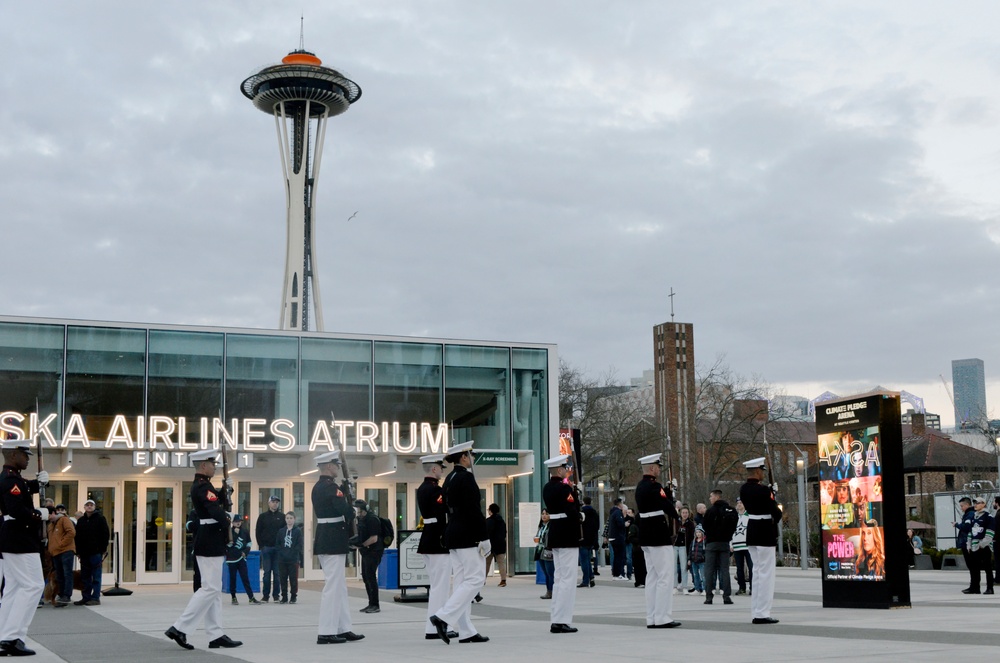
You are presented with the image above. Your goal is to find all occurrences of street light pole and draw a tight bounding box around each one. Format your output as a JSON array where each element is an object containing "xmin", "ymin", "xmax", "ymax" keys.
[
  {"xmin": 796, "ymin": 453, "xmax": 808, "ymax": 570},
  {"xmin": 597, "ymin": 481, "xmax": 606, "ymax": 568}
]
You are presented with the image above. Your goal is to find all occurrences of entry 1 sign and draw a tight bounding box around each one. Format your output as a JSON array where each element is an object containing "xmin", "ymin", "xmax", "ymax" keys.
[{"xmin": 815, "ymin": 391, "xmax": 909, "ymax": 609}]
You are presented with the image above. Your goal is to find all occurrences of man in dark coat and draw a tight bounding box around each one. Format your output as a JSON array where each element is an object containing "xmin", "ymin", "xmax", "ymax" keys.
[
  {"xmin": 275, "ymin": 512, "xmax": 303, "ymax": 604},
  {"xmin": 702, "ymin": 489, "xmax": 738, "ymax": 605},
  {"xmin": 74, "ymin": 499, "xmax": 110, "ymax": 606},
  {"xmin": 634, "ymin": 452, "xmax": 680, "ymax": 629},
  {"xmin": 255, "ymin": 495, "xmax": 285, "ymax": 603},
  {"xmin": 354, "ymin": 499, "xmax": 384, "ymax": 613},
  {"xmin": 606, "ymin": 498, "xmax": 627, "ymax": 579},
  {"xmin": 166, "ymin": 449, "xmax": 242, "ymax": 650},
  {"xmin": 312, "ymin": 450, "xmax": 364, "ymax": 645},
  {"xmin": 739, "ymin": 457, "xmax": 783, "ymax": 625},
  {"xmin": 429, "ymin": 441, "xmax": 489, "ymax": 645},
  {"xmin": 416, "ymin": 454, "xmax": 458, "ymax": 641},
  {"xmin": 0, "ymin": 440, "xmax": 49, "ymax": 657},
  {"xmin": 579, "ymin": 497, "xmax": 599, "ymax": 588},
  {"xmin": 542, "ymin": 454, "xmax": 582, "ymax": 634},
  {"xmin": 485, "ymin": 503, "xmax": 508, "ymax": 586}
]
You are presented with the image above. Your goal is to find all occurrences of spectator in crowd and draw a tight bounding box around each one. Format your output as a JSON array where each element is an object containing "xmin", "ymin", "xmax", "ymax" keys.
[
  {"xmin": 732, "ymin": 499, "xmax": 752, "ymax": 595},
  {"xmin": 689, "ymin": 526, "xmax": 706, "ymax": 595},
  {"xmin": 48, "ymin": 504, "xmax": 76, "ymax": 607},
  {"xmin": 255, "ymin": 496, "xmax": 285, "ymax": 603},
  {"xmin": 275, "ymin": 512, "xmax": 303, "ymax": 604},
  {"xmin": 964, "ymin": 498, "xmax": 994, "ymax": 594},
  {"xmin": 485, "ymin": 503, "xmax": 508, "ymax": 587},
  {"xmin": 225, "ymin": 516, "xmax": 259, "ymax": 605},
  {"xmin": 627, "ymin": 511, "xmax": 646, "ymax": 588},
  {"xmin": 579, "ymin": 497, "xmax": 599, "ymax": 588},
  {"xmin": 605, "ymin": 499, "xmax": 627, "ymax": 580},
  {"xmin": 535, "ymin": 510, "xmax": 554, "ymax": 599},
  {"xmin": 954, "ymin": 497, "xmax": 977, "ymax": 595},
  {"xmin": 694, "ymin": 503, "xmax": 707, "ymax": 527},
  {"xmin": 355, "ymin": 500, "xmax": 384, "ymax": 613},
  {"xmin": 623, "ymin": 508, "xmax": 635, "ymax": 581},
  {"xmin": 702, "ymin": 489, "xmax": 738, "ymax": 605},
  {"xmin": 675, "ymin": 506, "xmax": 694, "ymax": 594},
  {"xmin": 74, "ymin": 499, "xmax": 110, "ymax": 606}
]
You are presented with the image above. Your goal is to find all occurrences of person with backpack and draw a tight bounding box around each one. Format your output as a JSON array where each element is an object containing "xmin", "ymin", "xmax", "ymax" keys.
[
  {"xmin": 702, "ymin": 489, "xmax": 738, "ymax": 605},
  {"xmin": 354, "ymin": 500, "xmax": 384, "ymax": 613}
]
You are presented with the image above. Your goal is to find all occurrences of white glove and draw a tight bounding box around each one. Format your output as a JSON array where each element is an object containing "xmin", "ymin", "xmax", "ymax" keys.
[
  {"xmin": 771, "ymin": 483, "xmax": 779, "ymax": 495},
  {"xmin": 579, "ymin": 512, "xmax": 586, "ymax": 522},
  {"xmin": 224, "ymin": 476, "xmax": 234, "ymax": 488},
  {"xmin": 37, "ymin": 507, "xmax": 49, "ymax": 521},
  {"xmin": 36, "ymin": 470, "xmax": 50, "ymax": 484},
  {"xmin": 478, "ymin": 540, "xmax": 492, "ymax": 558}
]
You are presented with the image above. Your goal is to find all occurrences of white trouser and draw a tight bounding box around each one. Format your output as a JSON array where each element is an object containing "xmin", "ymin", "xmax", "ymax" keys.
[
  {"xmin": 433, "ymin": 547, "xmax": 483, "ymax": 639},
  {"xmin": 674, "ymin": 545, "xmax": 688, "ymax": 588},
  {"xmin": 551, "ymin": 547, "xmax": 578, "ymax": 625},
  {"xmin": 173, "ymin": 556, "xmax": 224, "ymax": 640},
  {"xmin": 641, "ymin": 545, "xmax": 675, "ymax": 626},
  {"xmin": 423, "ymin": 554, "xmax": 452, "ymax": 635},
  {"xmin": 0, "ymin": 552, "xmax": 45, "ymax": 641},
  {"xmin": 318, "ymin": 554, "xmax": 353, "ymax": 636},
  {"xmin": 748, "ymin": 546, "xmax": 775, "ymax": 618}
]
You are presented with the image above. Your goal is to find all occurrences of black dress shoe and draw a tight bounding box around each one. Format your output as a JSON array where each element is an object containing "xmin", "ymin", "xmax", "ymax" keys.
[
  {"xmin": 459, "ymin": 634, "xmax": 490, "ymax": 643},
  {"xmin": 985, "ymin": 589, "xmax": 995, "ymax": 595},
  {"xmin": 752, "ymin": 617, "xmax": 780, "ymax": 624},
  {"xmin": 425, "ymin": 631, "xmax": 460, "ymax": 640},
  {"xmin": 337, "ymin": 632, "xmax": 365, "ymax": 641},
  {"xmin": 550, "ymin": 623, "xmax": 578, "ymax": 633},
  {"xmin": 576, "ymin": 583, "xmax": 588, "ymax": 588},
  {"xmin": 474, "ymin": 593, "xmax": 483, "ymax": 602},
  {"xmin": 646, "ymin": 621, "xmax": 682, "ymax": 628},
  {"xmin": 0, "ymin": 639, "xmax": 36, "ymax": 656},
  {"xmin": 164, "ymin": 626, "xmax": 194, "ymax": 650},
  {"xmin": 723, "ymin": 598, "xmax": 734, "ymax": 605},
  {"xmin": 962, "ymin": 588, "xmax": 981, "ymax": 594},
  {"xmin": 704, "ymin": 598, "xmax": 713, "ymax": 605},
  {"xmin": 429, "ymin": 615, "xmax": 450, "ymax": 644},
  {"xmin": 590, "ymin": 580, "xmax": 596, "ymax": 587},
  {"xmin": 317, "ymin": 634, "xmax": 347, "ymax": 644},
  {"xmin": 208, "ymin": 635, "xmax": 243, "ymax": 649}
]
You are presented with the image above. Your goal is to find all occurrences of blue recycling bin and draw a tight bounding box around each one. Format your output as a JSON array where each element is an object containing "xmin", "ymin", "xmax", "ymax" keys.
[
  {"xmin": 377, "ymin": 549, "xmax": 399, "ymax": 590},
  {"xmin": 222, "ymin": 550, "xmax": 260, "ymax": 594}
]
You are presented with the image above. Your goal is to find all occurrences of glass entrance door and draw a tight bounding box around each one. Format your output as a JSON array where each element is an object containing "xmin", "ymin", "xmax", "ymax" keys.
[{"xmin": 137, "ymin": 483, "xmax": 180, "ymax": 584}]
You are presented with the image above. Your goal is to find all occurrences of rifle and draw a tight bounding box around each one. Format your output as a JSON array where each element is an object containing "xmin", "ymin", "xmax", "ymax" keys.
[
  {"xmin": 331, "ymin": 412, "xmax": 359, "ymax": 538},
  {"xmin": 762, "ymin": 414, "xmax": 777, "ymax": 494},
  {"xmin": 218, "ymin": 412, "xmax": 234, "ymax": 543},
  {"xmin": 35, "ymin": 403, "xmax": 48, "ymax": 544}
]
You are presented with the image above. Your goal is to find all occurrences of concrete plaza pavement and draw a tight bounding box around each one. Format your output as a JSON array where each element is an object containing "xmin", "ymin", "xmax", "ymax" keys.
[{"xmin": 16, "ymin": 566, "xmax": 999, "ymax": 662}]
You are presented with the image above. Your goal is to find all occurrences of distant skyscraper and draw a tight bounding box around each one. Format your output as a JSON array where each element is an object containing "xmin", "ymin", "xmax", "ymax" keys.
[
  {"xmin": 653, "ymin": 322, "xmax": 696, "ymax": 490},
  {"xmin": 952, "ymin": 358, "xmax": 987, "ymax": 430}
]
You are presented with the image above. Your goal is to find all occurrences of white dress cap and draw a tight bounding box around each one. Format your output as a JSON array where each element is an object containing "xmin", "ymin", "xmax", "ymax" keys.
[
  {"xmin": 315, "ymin": 450, "xmax": 342, "ymax": 466},
  {"xmin": 189, "ymin": 449, "xmax": 219, "ymax": 463},
  {"xmin": 419, "ymin": 454, "xmax": 447, "ymax": 466},
  {"xmin": 743, "ymin": 457, "xmax": 766, "ymax": 469},
  {"xmin": 544, "ymin": 453, "xmax": 572, "ymax": 468},
  {"xmin": 638, "ymin": 453, "xmax": 663, "ymax": 465},
  {"xmin": 2, "ymin": 440, "xmax": 32, "ymax": 453},
  {"xmin": 446, "ymin": 441, "xmax": 475, "ymax": 456}
]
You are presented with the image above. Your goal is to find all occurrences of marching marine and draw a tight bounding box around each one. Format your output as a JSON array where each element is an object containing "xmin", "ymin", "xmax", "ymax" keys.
[
  {"xmin": 416, "ymin": 454, "xmax": 457, "ymax": 641},
  {"xmin": 0, "ymin": 440, "xmax": 49, "ymax": 657},
  {"xmin": 312, "ymin": 451, "xmax": 364, "ymax": 644},
  {"xmin": 166, "ymin": 448, "xmax": 243, "ymax": 650},
  {"xmin": 739, "ymin": 457, "xmax": 782, "ymax": 624},
  {"xmin": 634, "ymin": 452, "xmax": 681, "ymax": 629},
  {"xmin": 542, "ymin": 453, "xmax": 581, "ymax": 634}
]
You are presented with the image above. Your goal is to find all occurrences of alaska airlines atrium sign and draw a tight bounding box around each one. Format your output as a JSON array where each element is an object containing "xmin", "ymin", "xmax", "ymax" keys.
[{"xmin": 0, "ymin": 413, "xmax": 450, "ymax": 454}]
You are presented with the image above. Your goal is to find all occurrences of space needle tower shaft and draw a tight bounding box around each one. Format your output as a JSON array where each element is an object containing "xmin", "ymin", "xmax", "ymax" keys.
[{"xmin": 241, "ymin": 46, "xmax": 361, "ymax": 331}]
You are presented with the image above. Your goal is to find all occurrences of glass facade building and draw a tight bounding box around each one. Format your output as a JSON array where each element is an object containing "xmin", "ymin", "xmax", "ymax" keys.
[{"xmin": 0, "ymin": 316, "xmax": 555, "ymax": 585}]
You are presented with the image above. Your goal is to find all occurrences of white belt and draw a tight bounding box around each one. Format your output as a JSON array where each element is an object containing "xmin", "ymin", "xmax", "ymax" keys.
[
  {"xmin": 639, "ymin": 510, "xmax": 664, "ymax": 518},
  {"xmin": 747, "ymin": 514, "xmax": 772, "ymax": 520},
  {"xmin": 3, "ymin": 515, "xmax": 13, "ymax": 521},
  {"xmin": 548, "ymin": 513, "xmax": 568, "ymax": 520},
  {"xmin": 200, "ymin": 518, "xmax": 217, "ymax": 525},
  {"xmin": 317, "ymin": 517, "xmax": 345, "ymax": 524},
  {"xmin": 423, "ymin": 518, "xmax": 438, "ymax": 524}
]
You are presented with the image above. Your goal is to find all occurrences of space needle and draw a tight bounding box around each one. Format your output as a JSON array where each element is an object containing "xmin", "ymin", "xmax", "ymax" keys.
[{"xmin": 241, "ymin": 37, "xmax": 361, "ymax": 331}]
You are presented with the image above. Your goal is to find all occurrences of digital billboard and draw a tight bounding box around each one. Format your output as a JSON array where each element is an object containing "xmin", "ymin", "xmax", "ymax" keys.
[{"xmin": 815, "ymin": 391, "xmax": 909, "ymax": 609}]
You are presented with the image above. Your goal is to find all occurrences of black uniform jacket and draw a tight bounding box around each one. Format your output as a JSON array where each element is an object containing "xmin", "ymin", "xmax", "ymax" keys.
[
  {"xmin": 634, "ymin": 475, "xmax": 679, "ymax": 547},
  {"xmin": 0, "ymin": 465, "xmax": 42, "ymax": 554},
  {"xmin": 416, "ymin": 477, "xmax": 448, "ymax": 555},
  {"xmin": 312, "ymin": 475, "xmax": 355, "ymax": 555},
  {"xmin": 442, "ymin": 465, "xmax": 487, "ymax": 550},
  {"xmin": 191, "ymin": 474, "xmax": 229, "ymax": 557},
  {"xmin": 739, "ymin": 478, "xmax": 782, "ymax": 547},
  {"xmin": 543, "ymin": 477, "xmax": 582, "ymax": 549}
]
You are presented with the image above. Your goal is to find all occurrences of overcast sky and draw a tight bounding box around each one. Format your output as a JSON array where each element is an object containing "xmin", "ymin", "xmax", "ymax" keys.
[{"xmin": 3, "ymin": 2, "xmax": 999, "ymax": 428}]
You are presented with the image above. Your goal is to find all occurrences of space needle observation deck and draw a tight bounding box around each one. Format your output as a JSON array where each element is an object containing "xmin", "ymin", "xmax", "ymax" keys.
[{"xmin": 241, "ymin": 48, "xmax": 362, "ymax": 331}]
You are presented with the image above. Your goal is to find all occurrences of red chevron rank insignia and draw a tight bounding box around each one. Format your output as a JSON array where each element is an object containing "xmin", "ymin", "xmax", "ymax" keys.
[
  {"xmin": 566, "ymin": 494, "xmax": 574, "ymax": 503},
  {"xmin": 660, "ymin": 488, "xmax": 667, "ymax": 498},
  {"xmin": 207, "ymin": 492, "xmax": 218, "ymax": 501},
  {"xmin": 10, "ymin": 485, "xmax": 21, "ymax": 496},
  {"xmin": 336, "ymin": 490, "xmax": 343, "ymax": 497},
  {"xmin": 437, "ymin": 495, "xmax": 443, "ymax": 504}
]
